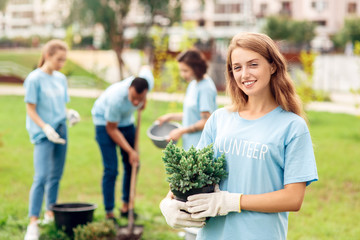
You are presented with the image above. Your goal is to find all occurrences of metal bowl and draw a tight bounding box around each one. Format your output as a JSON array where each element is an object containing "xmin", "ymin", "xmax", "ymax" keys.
[{"xmin": 147, "ymin": 122, "xmax": 182, "ymax": 149}]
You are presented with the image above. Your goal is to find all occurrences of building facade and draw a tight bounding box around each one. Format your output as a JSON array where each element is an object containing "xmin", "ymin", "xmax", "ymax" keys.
[
  {"xmin": 1, "ymin": 0, "xmax": 360, "ymax": 43},
  {"xmin": 0, "ymin": 0, "xmax": 70, "ymax": 39}
]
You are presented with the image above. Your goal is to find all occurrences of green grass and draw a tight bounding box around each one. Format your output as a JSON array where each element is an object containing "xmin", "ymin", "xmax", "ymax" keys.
[
  {"xmin": 0, "ymin": 50, "xmax": 108, "ymax": 89},
  {"xmin": 0, "ymin": 95, "xmax": 359, "ymax": 239}
]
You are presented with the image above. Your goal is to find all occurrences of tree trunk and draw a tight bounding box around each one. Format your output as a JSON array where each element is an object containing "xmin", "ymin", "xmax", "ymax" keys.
[{"xmin": 115, "ymin": 47, "xmax": 125, "ymax": 81}]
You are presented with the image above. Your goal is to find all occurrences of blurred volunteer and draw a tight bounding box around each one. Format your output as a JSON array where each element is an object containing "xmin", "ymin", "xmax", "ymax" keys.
[
  {"xmin": 91, "ymin": 66, "xmax": 154, "ymax": 221},
  {"xmin": 156, "ymin": 48, "xmax": 217, "ymax": 150},
  {"xmin": 24, "ymin": 39, "xmax": 80, "ymax": 240},
  {"xmin": 160, "ymin": 32, "xmax": 318, "ymax": 240}
]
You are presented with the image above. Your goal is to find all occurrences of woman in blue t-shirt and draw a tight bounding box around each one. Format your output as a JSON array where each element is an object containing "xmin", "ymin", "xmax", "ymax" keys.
[
  {"xmin": 160, "ymin": 33, "xmax": 318, "ymax": 240},
  {"xmin": 157, "ymin": 49, "xmax": 217, "ymax": 151},
  {"xmin": 24, "ymin": 39, "xmax": 80, "ymax": 240}
]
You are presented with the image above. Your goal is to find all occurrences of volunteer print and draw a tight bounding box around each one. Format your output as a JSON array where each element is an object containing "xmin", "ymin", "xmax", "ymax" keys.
[{"xmin": 214, "ymin": 137, "xmax": 269, "ymax": 160}]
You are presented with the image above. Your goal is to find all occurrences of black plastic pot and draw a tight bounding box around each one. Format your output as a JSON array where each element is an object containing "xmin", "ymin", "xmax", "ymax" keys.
[
  {"xmin": 171, "ymin": 185, "xmax": 215, "ymax": 202},
  {"xmin": 50, "ymin": 202, "xmax": 97, "ymax": 236}
]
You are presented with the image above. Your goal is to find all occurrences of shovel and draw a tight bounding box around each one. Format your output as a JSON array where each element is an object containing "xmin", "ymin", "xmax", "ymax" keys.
[{"xmin": 118, "ymin": 109, "xmax": 144, "ymax": 240}]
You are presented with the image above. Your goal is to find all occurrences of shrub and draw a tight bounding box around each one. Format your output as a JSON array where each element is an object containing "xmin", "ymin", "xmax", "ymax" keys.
[
  {"xmin": 73, "ymin": 220, "xmax": 116, "ymax": 240},
  {"xmin": 162, "ymin": 141, "xmax": 227, "ymax": 193}
]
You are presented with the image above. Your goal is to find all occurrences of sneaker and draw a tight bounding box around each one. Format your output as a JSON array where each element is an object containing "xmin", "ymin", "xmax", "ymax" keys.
[
  {"xmin": 41, "ymin": 213, "xmax": 54, "ymax": 225},
  {"xmin": 24, "ymin": 223, "xmax": 40, "ymax": 240}
]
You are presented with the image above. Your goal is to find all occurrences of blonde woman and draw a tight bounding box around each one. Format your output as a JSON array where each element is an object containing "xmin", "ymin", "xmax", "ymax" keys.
[
  {"xmin": 24, "ymin": 39, "xmax": 80, "ymax": 240},
  {"xmin": 160, "ymin": 32, "xmax": 318, "ymax": 240}
]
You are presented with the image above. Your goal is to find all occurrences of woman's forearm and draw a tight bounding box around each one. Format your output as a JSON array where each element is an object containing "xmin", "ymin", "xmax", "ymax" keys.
[
  {"xmin": 183, "ymin": 111, "xmax": 210, "ymax": 134},
  {"xmin": 26, "ymin": 103, "xmax": 46, "ymax": 128},
  {"xmin": 241, "ymin": 182, "xmax": 306, "ymax": 212}
]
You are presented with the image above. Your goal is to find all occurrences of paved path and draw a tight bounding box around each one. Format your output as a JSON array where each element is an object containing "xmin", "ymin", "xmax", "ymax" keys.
[{"xmin": 1, "ymin": 84, "xmax": 359, "ymax": 116}]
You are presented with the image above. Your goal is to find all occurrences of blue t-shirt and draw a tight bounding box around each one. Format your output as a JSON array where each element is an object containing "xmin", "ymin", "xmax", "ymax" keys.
[
  {"xmin": 91, "ymin": 68, "xmax": 154, "ymax": 127},
  {"xmin": 182, "ymin": 77, "xmax": 217, "ymax": 150},
  {"xmin": 195, "ymin": 107, "xmax": 318, "ymax": 240},
  {"xmin": 24, "ymin": 68, "xmax": 69, "ymax": 144}
]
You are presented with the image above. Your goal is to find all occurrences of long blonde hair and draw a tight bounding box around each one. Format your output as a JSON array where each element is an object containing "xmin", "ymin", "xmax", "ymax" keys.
[
  {"xmin": 38, "ymin": 39, "xmax": 68, "ymax": 67},
  {"xmin": 226, "ymin": 32, "xmax": 306, "ymax": 120}
]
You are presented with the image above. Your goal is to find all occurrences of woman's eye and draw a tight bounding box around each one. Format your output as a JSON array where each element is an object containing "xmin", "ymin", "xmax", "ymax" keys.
[
  {"xmin": 233, "ymin": 66, "xmax": 241, "ymax": 71},
  {"xmin": 250, "ymin": 63, "xmax": 258, "ymax": 67}
]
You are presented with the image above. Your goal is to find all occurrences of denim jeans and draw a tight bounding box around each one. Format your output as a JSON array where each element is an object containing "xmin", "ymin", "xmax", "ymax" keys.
[
  {"xmin": 28, "ymin": 122, "xmax": 67, "ymax": 217},
  {"xmin": 95, "ymin": 125, "xmax": 135, "ymax": 213}
]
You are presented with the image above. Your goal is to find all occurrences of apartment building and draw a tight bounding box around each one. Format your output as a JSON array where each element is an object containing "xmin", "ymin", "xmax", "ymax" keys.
[
  {"xmin": 253, "ymin": 0, "xmax": 360, "ymax": 35},
  {"xmin": 182, "ymin": 0, "xmax": 258, "ymax": 38},
  {"xmin": 2, "ymin": 0, "xmax": 360, "ymax": 43},
  {"xmin": 0, "ymin": 0, "xmax": 70, "ymax": 39}
]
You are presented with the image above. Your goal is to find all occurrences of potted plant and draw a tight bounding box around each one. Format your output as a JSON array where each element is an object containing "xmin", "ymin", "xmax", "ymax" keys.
[{"xmin": 162, "ymin": 141, "xmax": 228, "ymax": 202}]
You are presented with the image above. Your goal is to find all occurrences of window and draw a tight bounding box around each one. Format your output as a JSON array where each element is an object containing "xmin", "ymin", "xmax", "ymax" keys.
[
  {"xmin": 348, "ymin": 3, "xmax": 357, "ymax": 14},
  {"xmin": 10, "ymin": 0, "xmax": 32, "ymax": 5},
  {"xmin": 314, "ymin": 20, "xmax": 326, "ymax": 26},
  {"xmin": 311, "ymin": 1, "xmax": 328, "ymax": 12},
  {"xmin": 12, "ymin": 11, "xmax": 33, "ymax": 18},
  {"xmin": 280, "ymin": 1, "xmax": 292, "ymax": 16},
  {"xmin": 215, "ymin": 3, "xmax": 242, "ymax": 14},
  {"xmin": 214, "ymin": 21, "xmax": 231, "ymax": 26},
  {"xmin": 257, "ymin": 3, "xmax": 268, "ymax": 18}
]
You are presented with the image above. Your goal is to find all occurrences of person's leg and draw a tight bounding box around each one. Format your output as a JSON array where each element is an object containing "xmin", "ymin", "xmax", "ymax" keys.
[
  {"xmin": 45, "ymin": 122, "xmax": 67, "ymax": 218},
  {"xmin": 119, "ymin": 125, "xmax": 135, "ymax": 214},
  {"xmin": 95, "ymin": 126, "xmax": 118, "ymax": 217},
  {"xmin": 28, "ymin": 139, "xmax": 54, "ymax": 221}
]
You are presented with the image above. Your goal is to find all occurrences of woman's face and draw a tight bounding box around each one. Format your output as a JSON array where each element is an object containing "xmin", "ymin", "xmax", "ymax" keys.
[
  {"xmin": 178, "ymin": 62, "xmax": 195, "ymax": 82},
  {"xmin": 46, "ymin": 49, "xmax": 67, "ymax": 71},
  {"xmin": 231, "ymin": 47, "xmax": 275, "ymax": 97}
]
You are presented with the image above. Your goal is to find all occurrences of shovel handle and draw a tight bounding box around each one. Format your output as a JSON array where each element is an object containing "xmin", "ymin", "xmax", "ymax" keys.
[
  {"xmin": 128, "ymin": 109, "xmax": 141, "ymax": 231},
  {"xmin": 134, "ymin": 109, "xmax": 141, "ymax": 152}
]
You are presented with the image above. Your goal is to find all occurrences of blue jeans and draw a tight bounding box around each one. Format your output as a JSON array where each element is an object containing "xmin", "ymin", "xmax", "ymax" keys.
[
  {"xmin": 28, "ymin": 122, "xmax": 67, "ymax": 217},
  {"xmin": 95, "ymin": 125, "xmax": 135, "ymax": 213}
]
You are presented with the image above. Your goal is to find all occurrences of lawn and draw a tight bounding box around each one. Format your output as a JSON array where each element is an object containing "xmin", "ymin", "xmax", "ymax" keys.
[
  {"xmin": 0, "ymin": 50, "xmax": 108, "ymax": 89},
  {"xmin": 0, "ymin": 95, "xmax": 359, "ymax": 239}
]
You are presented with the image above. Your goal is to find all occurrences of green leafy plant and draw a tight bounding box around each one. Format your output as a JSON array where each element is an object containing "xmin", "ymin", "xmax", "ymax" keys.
[
  {"xmin": 162, "ymin": 141, "xmax": 227, "ymax": 193},
  {"xmin": 73, "ymin": 220, "xmax": 116, "ymax": 240},
  {"xmin": 39, "ymin": 224, "xmax": 70, "ymax": 240}
]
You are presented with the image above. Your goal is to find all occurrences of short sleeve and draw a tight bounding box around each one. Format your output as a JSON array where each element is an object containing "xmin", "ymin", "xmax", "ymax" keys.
[
  {"xmin": 105, "ymin": 99, "xmax": 122, "ymax": 123},
  {"xmin": 196, "ymin": 112, "xmax": 216, "ymax": 150},
  {"xmin": 198, "ymin": 88, "xmax": 215, "ymax": 113},
  {"xmin": 24, "ymin": 77, "xmax": 38, "ymax": 104},
  {"xmin": 284, "ymin": 132, "xmax": 318, "ymax": 186}
]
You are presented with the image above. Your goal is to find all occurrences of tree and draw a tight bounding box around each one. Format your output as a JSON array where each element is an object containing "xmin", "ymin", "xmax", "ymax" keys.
[
  {"xmin": 262, "ymin": 16, "xmax": 290, "ymax": 40},
  {"xmin": 332, "ymin": 17, "xmax": 360, "ymax": 49},
  {"xmin": 69, "ymin": 0, "xmax": 132, "ymax": 80},
  {"xmin": 289, "ymin": 20, "xmax": 316, "ymax": 48},
  {"xmin": 0, "ymin": 0, "xmax": 8, "ymax": 11},
  {"xmin": 69, "ymin": 0, "xmax": 181, "ymax": 81},
  {"xmin": 263, "ymin": 16, "xmax": 315, "ymax": 47}
]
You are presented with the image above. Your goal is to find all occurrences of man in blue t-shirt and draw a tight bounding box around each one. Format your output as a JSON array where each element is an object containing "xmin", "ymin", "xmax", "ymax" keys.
[{"xmin": 91, "ymin": 66, "xmax": 153, "ymax": 221}]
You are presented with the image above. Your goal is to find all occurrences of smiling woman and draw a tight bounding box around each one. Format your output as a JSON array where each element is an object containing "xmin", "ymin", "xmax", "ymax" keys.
[{"xmin": 159, "ymin": 32, "xmax": 318, "ymax": 240}]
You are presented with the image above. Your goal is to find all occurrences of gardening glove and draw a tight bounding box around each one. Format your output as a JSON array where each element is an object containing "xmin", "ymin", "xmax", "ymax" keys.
[
  {"xmin": 186, "ymin": 185, "xmax": 242, "ymax": 219},
  {"xmin": 67, "ymin": 109, "xmax": 80, "ymax": 127},
  {"xmin": 42, "ymin": 124, "xmax": 66, "ymax": 144},
  {"xmin": 160, "ymin": 197, "xmax": 206, "ymax": 229}
]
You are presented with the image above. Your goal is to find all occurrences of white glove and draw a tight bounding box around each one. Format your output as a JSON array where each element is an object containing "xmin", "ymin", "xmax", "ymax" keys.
[
  {"xmin": 160, "ymin": 197, "xmax": 206, "ymax": 229},
  {"xmin": 186, "ymin": 186, "xmax": 242, "ymax": 219},
  {"xmin": 67, "ymin": 109, "xmax": 80, "ymax": 127},
  {"xmin": 42, "ymin": 124, "xmax": 66, "ymax": 144}
]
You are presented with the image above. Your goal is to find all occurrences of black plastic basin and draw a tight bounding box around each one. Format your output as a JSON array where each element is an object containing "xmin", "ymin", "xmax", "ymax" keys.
[
  {"xmin": 171, "ymin": 185, "xmax": 215, "ymax": 202},
  {"xmin": 50, "ymin": 202, "xmax": 97, "ymax": 235}
]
